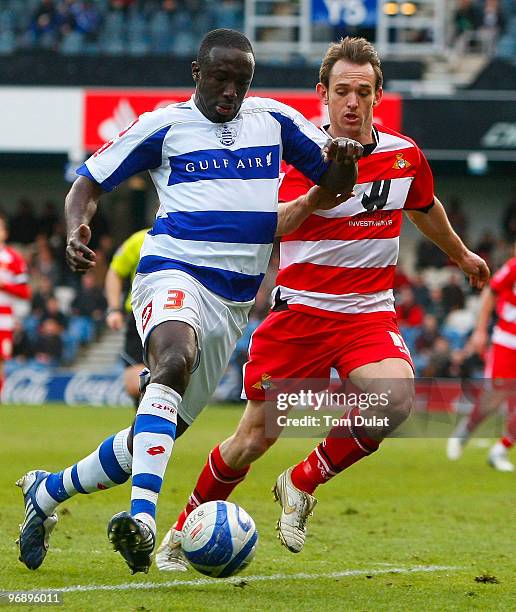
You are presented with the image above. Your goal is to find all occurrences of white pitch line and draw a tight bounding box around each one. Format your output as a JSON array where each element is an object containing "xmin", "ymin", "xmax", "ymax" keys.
[{"xmin": 42, "ymin": 565, "xmax": 461, "ymax": 594}]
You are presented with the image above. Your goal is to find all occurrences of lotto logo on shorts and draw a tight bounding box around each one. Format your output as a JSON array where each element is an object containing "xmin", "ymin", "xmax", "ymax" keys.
[
  {"xmin": 164, "ymin": 290, "xmax": 185, "ymax": 310},
  {"xmin": 142, "ymin": 300, "xmax": 153, "ymax": 332}
]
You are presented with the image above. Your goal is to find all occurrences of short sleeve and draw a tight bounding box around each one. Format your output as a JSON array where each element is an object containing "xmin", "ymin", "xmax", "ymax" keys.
[
  {"xmin": 265, "ymin": 100, "xmax": 330, "ymax": 185},
  {"xmin": 77, "ymin": 110, "xmax": 173, "ymax": 192},
  {"xmin": 403, "ymin": 148, "xmax": 435, "ymax": 210},
  {"xmin": 279, "ymin": 164, "xmax": 314, "ymax": 202}
]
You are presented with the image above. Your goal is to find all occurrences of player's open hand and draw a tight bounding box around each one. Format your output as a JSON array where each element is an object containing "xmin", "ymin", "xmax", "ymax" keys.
[
  {"xmin": 322, "ymin": 137, "xmax": 364, "ymax": 165},
  {"xmin": 106, "ymin": 310, "xmax": 124, "ymax": 330},
  {"xmin": 455, "ymin": 250, "xmax": 490, "ymax": 289},
  {"xmin": 66, "ymin": 224, "xmax": 96, "ymax": 273},
  {"xmin": 470, "ymin": 328, "xmax": 489, "ymax": 355},
  {"xmin": 304, "ymin": 184, "xmax": 353, "ymax": 211}
]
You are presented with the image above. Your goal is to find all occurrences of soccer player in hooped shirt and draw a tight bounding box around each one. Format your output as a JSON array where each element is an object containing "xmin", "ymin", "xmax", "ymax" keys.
[
  {"xmin": 447, "ymin": 246, "xmax": 516, "ymax": 472},
  {"xmin": 0, "ymin": 212, "xmax": 30, "ymax": 397},
  {"xmin": 156, "ymin": 37, "xmax": 491, "ymax": 569},
  {"xmin": 16, "ymin": 29, "xmax": 362, "ymax": 573}
]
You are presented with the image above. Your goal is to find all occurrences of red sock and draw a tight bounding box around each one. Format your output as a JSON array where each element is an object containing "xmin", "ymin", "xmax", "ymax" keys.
[
  {"xmin": 291, "ymin": 408, "xmax": 380, "ymax": 495},
  {"xmin": 175, "ymin": 445, "xmax": 250, "ymax": 531},
  {"xmin": 503, "ymin": 409, "xmax": 516, "ymax": 448}
]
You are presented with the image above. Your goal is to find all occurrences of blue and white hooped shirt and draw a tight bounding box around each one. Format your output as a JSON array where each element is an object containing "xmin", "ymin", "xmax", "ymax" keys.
[{"xmin": 78, "ymin": 95, "xmax": 329, "ymax": 303}]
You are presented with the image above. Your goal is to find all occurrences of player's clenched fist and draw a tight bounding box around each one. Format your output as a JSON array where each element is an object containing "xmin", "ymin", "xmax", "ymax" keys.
[
  {"xmin": 66, "ymin": 223, "xmax": 97, "ymax": 273},
  {"xmin": 322, "ymin": 137, "xmax": 364, "ymax": 165}
]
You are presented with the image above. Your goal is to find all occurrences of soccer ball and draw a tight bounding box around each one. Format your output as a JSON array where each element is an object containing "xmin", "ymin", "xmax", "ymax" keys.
[{"xmin": 181, "ymin": 500, "xmax": 258, "ymax": 578}]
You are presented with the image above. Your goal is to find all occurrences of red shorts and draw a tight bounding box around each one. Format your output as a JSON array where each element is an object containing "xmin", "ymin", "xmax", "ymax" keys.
[
  {"xmin": 485, "ymin": 343, "xmax": 516, "ymax": 379},
  {"xmin": 243, "ymin": 309, "xmax": 413, "ymax": 401},
  {"xmin": 0, "ymin": 329, "xmax": 13, "ymax": 360}
]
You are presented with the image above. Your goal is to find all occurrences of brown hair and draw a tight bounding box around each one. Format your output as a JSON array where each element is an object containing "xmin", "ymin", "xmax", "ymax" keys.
[{"xmin": 319, "ymin": 37, "xmax": 383, "ymax": 91}]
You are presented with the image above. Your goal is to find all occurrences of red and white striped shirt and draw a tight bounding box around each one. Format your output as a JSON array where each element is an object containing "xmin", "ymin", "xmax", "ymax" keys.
[
  {"xmin": 276, "ymin": 123, "xmax": 434, "ymax": 319},
  {"xmin": 0, "ymin": 245, "xmax": 30, "ymax": 330},
  {"xmin": 490, "ymin": 257, "xmax": 516, "ymax": 350}
]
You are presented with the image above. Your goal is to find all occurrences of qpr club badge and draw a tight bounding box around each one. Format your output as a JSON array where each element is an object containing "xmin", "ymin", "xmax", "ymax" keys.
[{"xmin": 216, "ymin": 124, "xmax": 237, "ymax": 146}]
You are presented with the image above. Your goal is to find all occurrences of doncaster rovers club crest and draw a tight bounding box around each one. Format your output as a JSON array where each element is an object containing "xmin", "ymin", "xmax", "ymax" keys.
[{"xmin": 216, "ymin": 124, "xmax": 237, "ymax": 146}]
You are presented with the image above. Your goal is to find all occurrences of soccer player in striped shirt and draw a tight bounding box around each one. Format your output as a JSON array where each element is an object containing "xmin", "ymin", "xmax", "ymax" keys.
[
  {"xmin": 156, "ymin": 37, "xmax": 491, "ymax": 569},
  {"xmin": 16, "ymin": 29, "xmax": 362, "ymax": 573},
  {"xmin": 447, "ymin": 246, "xmax": 516, "ymax": 472}
]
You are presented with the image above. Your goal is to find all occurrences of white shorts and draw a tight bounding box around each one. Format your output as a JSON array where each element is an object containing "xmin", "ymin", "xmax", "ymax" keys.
[{"xmin": 132, "ymin": 270, "xmax": 252, "ymax": 425}]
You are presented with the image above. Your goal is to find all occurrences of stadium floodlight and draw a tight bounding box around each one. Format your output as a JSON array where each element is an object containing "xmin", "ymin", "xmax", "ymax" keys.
[
  {"xmin": 383, "ymin": 2, "xmax": 399, "ymax": 16},
  {"xmin": 400, "ymin": 2, "xmax": 417, "ymax": 16},
  {"xmin": 467, "ymin": 152, "xmax": 488, "ymax": 175}
]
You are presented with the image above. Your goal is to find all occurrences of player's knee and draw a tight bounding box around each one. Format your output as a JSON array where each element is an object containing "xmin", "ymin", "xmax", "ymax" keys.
[
  {"xmin": 386, "ymin": 389, "xmax": 414, "ymax": 427},
  {"xmin": 150, "ymin": 350, "xmax": 193, "ymax": 394}
]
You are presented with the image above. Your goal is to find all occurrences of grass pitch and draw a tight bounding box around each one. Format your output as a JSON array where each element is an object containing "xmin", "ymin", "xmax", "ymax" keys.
[{"xmin": 0, "ymin": 404, "xmax": 514, "ymax": 611}]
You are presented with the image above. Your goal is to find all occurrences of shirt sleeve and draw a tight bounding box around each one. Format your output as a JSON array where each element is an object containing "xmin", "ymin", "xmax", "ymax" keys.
[
  {"xmin": 490, "ymin": 259, "xmax": 516, "ymax": 294},
  {"xmin": 265, "ymin": 100, "xmax": 330, "ymax": 185},
  {"xmin": 403, "ymin": 147, "xmax": 435, "ymax": 210},
  {"xmin": 279, "ymin": 164, "xmax": 315, "ymax": 202},
  {"xmin": 77, "ymin": 109, "xmax": 173, "ymax": 192}
]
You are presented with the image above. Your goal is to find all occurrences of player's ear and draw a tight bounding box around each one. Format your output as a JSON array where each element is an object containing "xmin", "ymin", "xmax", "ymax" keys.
[
  {"xmin": 373, "ymin": 87, "xmax": 383, "ymax": 107},
  {"xmin": 316, "ymin": 83, "xmax": 328, "ymax": 105},
  {"xmin": 192, "ymin": 61, "xmax": 200, "ymax": 83}
]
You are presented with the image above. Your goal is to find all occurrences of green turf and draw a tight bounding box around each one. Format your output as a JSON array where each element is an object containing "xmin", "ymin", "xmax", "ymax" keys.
[{"xmin": 0, "ymin": 404, "xmax": 514, "ymax": 611}]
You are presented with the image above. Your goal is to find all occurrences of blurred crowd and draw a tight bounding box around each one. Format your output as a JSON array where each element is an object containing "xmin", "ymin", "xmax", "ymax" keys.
[
  {"xmin": 2, "ymin": 195, "xmax": 516, "ymax": 389},
  {"xmin": 0, "ymin": 0, "xmax": 243, "ymax": 55},
  {"xmin": 5, "ymin": 197, "xmax": 113, "ymax": 369},
  {"xmin": 453, "ymin": 0, "xmax": 516, "ymax": 57},
  {"xmin": 0, "ymin": 0, "xmax": 515, "ymax": 59}
]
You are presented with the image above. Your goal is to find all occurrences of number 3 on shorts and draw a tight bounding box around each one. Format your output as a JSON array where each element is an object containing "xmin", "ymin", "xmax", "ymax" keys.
[
  {"xmin": 164, "ymin": 290, "xmax": 186, "ymax": 310},
  {"xmin": 388, "ymin": 331, "xmax": 409, "ymax": 355}
]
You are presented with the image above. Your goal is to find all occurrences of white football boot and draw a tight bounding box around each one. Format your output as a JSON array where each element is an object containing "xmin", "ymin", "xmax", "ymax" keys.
[
  {"xmin": 446, "ymin": 436, "xmax": 466, "ymax": 461},
  {"xmin": 446, "ymin": 417, "xmax": 470, "ymax": 461},
  {"xmin": 155, "ymin": 525, "xmax": 189, "ymax": 571},
  {"xmin": 488, "ymin": 442, "xmax": 515, "ymax": 472},
  {"xmin": 273, "ymin": 467, "xmax": 317, "ymax": 553}
]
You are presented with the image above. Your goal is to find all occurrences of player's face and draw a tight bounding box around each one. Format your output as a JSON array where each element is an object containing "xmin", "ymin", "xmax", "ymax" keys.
[
  {"xmin": 316, "ymin": 60, "xmax": 382, "ymax": 143},
  {"xmin": 192, "ymin": 47, "xmax": 255, "ymax": 123}
]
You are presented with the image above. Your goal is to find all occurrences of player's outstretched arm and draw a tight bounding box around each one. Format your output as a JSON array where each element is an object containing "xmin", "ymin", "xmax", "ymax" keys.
[
  {"xmin": 275, "ymin": 185, "xmax": 351, "ymax": 237},
  {"xmin": 105, "ymin": 268, "xmax": 125, "ymax": 330},
  {"xmin": 65, "ymin": 175, "xmax": 104, "ymax": 273},
  {"xmin": 318, "ymin": 137, "xmax": 363, "ymax": 195},
  {"xmin": 470, "ymin": 286, "xmax": 496, "ymax": 354},
  {"xmin": 405, "ymin": 196, "xmax": 490, "ymax": 289}
]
